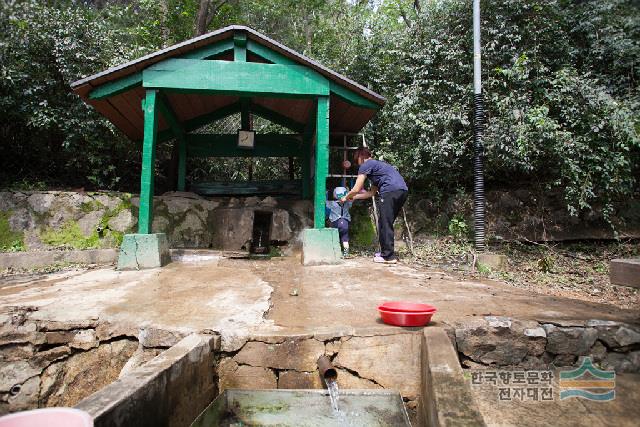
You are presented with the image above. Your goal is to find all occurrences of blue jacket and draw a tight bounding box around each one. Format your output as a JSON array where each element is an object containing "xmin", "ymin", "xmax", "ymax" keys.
[{"xmin": 325, "ymin": 200, "xmax": 352, "ymax": 222}]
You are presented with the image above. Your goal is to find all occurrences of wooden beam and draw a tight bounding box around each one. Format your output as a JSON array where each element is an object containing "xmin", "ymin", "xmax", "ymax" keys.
[
  {"xmin": 186, "ymin": 134, "xmax": 303, "ymax": 158},
  {"xmin": 314, "ymin": 96, "xmax": 330, "ymax": 228},
  {"xmin": 250, "ymin": 103, "xmax": 305, "ymax": 133},
  {"xmin": 89, "ymin": 39, "xmax": 234, "ymax": 100},
  {"xmin": 143, "ymin": 59, "xmax": 329, "ymax": 98},
  {"xmin": 180, "ymin": 39, "xmax": 233, "ymax": 60},
  {"xmin": 138, "ymin": 90, "xmax": 159, "ymax": 234},
  {"xmin": 330, "ymin": 82, "xmax": 379, "ymax": 109},
  {"xmin": 234, "ymin": 32, "xmax": 247, "ymax": 62},
  {"xmin": 241, "ymin": 98, "xmax": 251, "ymax": 130},
  {"xmin": 247, "ymin": 39, "xmax": 379, "ymax": 109},
  {"xmin": 246, "ymin": 40, "xmax": 296, "ymax": 65},
  {"xmin": 89, "ymin": 73, "xmax": 142, "ymax": 100}
]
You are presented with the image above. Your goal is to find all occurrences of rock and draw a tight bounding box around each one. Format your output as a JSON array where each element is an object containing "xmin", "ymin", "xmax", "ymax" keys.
[
  {"xmin": 234, "ymin": 339, "xmax": 324, "ymax": 372},
  {"xmin": 595, "ymin": 325, "xmax": 640, "ymax": 349},
  {"xmin": 138, "ymin": 328, "xmax": 184, "ymax": 348},
  {"xmin": 151, "ymin": 215, "xmax": 170, "ymax": 234},
  {"xmin": 40, "ymin": 320, "xmax": 98, "ymax": 331},
  {"xmin": 70, "ymin": 329, "xmax": 98, "ymax": 350},
  {"xmin": 92, "ymin": 194, "xmax": 122, "ymax": 211},
  {"xmin": 108, "ymin": 209, "xmax": 135, "ymax": 233},
  {"xmin": 77, "ymin": 211, "xmax": 104, "ymax": 236},
  {"xmin": 552, "ymin": 353, "xmax": 577, "ymax": 366},
  {"xmin": 40, "ymin": 339, "xmax": 137, "ymax": 407},
  {"xmin": 217, "ymin": 358, "xmax": 276, "ymax": 392},
  {"xmin": 601, "ymin": 351, "xmax": 640, "ymax": 373},
  {"xmin": 261, "ymin": 197, "xmax": 278, "ymax": 207},
  {"xmin": 0, "ymin": 344, "xmax": 34, "ymax": 361},
  {"xmin": 333, "ymin": 334, "xmax": 421, "ymax": 398},
  {"xmin": 0, "ymin": 324, "xmax": 44, "ymax": 346},
  {"xmin": 0, "ymin": 361, "xmax": 41, "ymax": 393},
  {"xmin": 590, "ymin": 341, "xmax": 608, "ymax": 363},
  {"xmin": 278, "ymin": 370, "xmax": 324, "ymax": 389},
  {"xmin": 27, "ymin": 193, "xmax": 55, "ymax": 214},
  {"xmin": 4, "ymin": 376, "xmax": 40, "ymax": 413},
  {"xmin": 524, "ymin": 327, "xmax": 546, "ymax": 338},
  {"xmin": 455, "ymin": 319, "xmax": 546, "ymax": 366},
  {"xmin": 95, "ymin": 321, "xmax": 137, "ymax": 341},
  {"xmin": 544, "ymin": 325, "xmax": 598, "ymax": 355},
  {"xmin": 485, "ymin": 316, "xmax": 512, "ymax": 328},
  {"xmin": 118, "ymin": 344, "xmax": 162, "ymax": 378},
  {"xmin": 30, "ymin": 346, "xmax": 71, "ymax": 369},
  {"xmin": 45, "ymin": 331, "xmax": 77, "ymax": 346},
  {"xmin": 270, "ymin": 210, "xmax": 292, "ymax": 241},
  {"xmin": 171, "ymin": 212, "xmax": 209, "ymax": 248}
]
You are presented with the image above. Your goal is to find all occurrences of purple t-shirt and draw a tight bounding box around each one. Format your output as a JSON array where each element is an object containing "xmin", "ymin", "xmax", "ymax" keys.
[{"xmin": 358, "ymin": 160, "xmax": 408, "ymax": 194}]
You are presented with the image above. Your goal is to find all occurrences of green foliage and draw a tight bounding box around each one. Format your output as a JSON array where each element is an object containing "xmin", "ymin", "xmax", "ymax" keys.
[
  {"xmin": 448, "ymin": 215, "xmax": 468, "ymax": 241},
  {"xmin": 0, "ymin": 0, "xmax": 637, "ymax": 228},
  {"xmin": 40, "ymin": 220, "xmax": 101, "ymax": 250},
  {"xmin": 0, "ymin": 211, "xmax": 25, "ymax": 252}
]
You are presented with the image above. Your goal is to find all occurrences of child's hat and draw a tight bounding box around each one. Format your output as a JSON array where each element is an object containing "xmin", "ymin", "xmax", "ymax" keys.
[{"xmin": 333, "ymin": 186, "xmax": 348, "ymax": 199}]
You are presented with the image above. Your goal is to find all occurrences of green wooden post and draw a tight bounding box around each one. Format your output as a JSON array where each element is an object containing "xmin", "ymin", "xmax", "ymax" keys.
[
  {"xmin": 177, "ymin": 139, "xmax": 186, "ymax": 191},
  {"xmin": 314, "ymin": 96, "xmax": 329, "ymax": 228},
  {"xmin": 138, "ymin": 90, "xmax": 159, "ymax": 234},
  {"xmin": 301, "ymin": 135, "xmax": 311, "ymax": 199}
]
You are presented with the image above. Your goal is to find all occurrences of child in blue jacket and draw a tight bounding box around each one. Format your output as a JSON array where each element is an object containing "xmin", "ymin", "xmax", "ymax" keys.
[{"xmin": 326, "ymin": 186, "xmax": 353, "ymax": 257}]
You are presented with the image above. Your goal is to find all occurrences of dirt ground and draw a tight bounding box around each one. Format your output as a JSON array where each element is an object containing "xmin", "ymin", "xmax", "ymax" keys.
[{"xmin": 396, "ymin": 238, "xmax": 640, "ymax": 311}]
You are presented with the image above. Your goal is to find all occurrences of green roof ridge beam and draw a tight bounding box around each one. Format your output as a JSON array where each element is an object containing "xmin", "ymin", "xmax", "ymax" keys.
[
  {"xmin": 246, "ymin": 40, "xmax": 296, "ymax": 65},
  {"xmin": 314, "ymin": 96, "xmax": 330, "ymax": 228},
  {"xmin": 89, "ymin": 39, "xmax": 234, "ymax": 100},
  {"xmin": 186, "ymin": 133, "xmax": 302, "ymax": 157},
  {"xmin": 330, "ymin": 82, "xmax": 379, "ymax": 109},
  {"xmin": 180, "ymin": 38, "xmax": 234, "ymax": 60},
  {"xmin": 138, "ymin": 90, "xmax": 159, "ymax": 234},
  {"xmin": 156, "ymin": 101, "xmax": 242, "ymax": 143},
  {"xmin": 143, "ymin": 59, "xmax": 329, "ymax": 97},
  {"xmin": 234, "ymin": 32, "xmax": 247, "ymax": 62},
  {"xmin": 156, "ymin": 93, "xmax": 187, "ymax": 191},
  {"xmin": 250, "ymin": 103, "xmax": 305, "ymax": 133}
]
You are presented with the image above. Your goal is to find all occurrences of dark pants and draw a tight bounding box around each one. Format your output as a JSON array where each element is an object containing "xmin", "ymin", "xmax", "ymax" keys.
[
  {"xmin": 377, "ymin": 190, "xmax": 408, "ymax": 260},
  {"xmin": 331, "ymin": 218, "xmax": 350, "ymax": 243}
]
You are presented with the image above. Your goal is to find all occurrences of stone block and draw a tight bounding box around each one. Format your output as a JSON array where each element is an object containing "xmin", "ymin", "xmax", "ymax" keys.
[
  {"xmin": 234, "ymin": 339, "xmax": 324, "ymax": 372},
  {"xmin": 543, "ymin": 325, "xmax": 598, "ymax": 355},
  {"xmin": 422, "ymin": 327, "xmax": 485, "ymax": 427},
  {"xmin": 117, "ymin": 233, "xmax": 171, "ymax": 270},
  {"xmin": 217, "ymin": 358, "xmax": 276, "ymax": 391},
  {"xmin": 476, "ymin": 252, "xmax": 508, "ymax": 271},
  {"xmin": 301, "ymin": 228, "xmax": 342, "ymax": 266},
  {"xmin": 610, "ymin": 258, "xmax": 640, "ymax": 288},
  {"xmin": 278, "ymin": 370, "xmax": 324, "ymax": 389},
  {"xmin": 333, "ymin": 334, "xmax": 421, "ymax": 398}
]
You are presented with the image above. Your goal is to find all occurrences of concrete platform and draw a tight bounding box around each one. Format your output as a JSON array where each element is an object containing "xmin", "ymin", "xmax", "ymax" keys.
[
  {"xmin": 1, "ymin": 253, "xmax": 637, "ymax": 337},
  {"xmin": 610, "ymin": 258, "xmax": 640, "ymax": 288}
]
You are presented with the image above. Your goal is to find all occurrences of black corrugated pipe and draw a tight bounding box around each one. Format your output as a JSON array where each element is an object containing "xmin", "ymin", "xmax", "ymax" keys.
[{"xmin": 473, "ymin": 0, "xmax": 486, "ymax": 252}]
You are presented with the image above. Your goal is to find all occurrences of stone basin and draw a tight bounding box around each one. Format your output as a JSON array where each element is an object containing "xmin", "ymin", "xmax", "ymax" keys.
[{"xmin": 191, "ymin": 389, "xmax": 412, "ymax": 427}]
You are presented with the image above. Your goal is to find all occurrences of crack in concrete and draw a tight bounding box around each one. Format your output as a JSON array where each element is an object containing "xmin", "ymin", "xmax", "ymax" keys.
[{"xmin": 337, "ymin": 365, "xmax": 385, "ymax": 388}]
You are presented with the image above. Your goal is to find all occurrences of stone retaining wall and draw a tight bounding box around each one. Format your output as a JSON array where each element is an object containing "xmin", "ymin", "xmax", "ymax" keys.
[
  {"xmin": 453, "ymin": 316, "xmax": 640, "ymax": 373},
  {"xmin": 0, "ymin": 191, "xmax": 313, "ymax": 253},
  {"xmin": 0, "ymin": 308, "xmax": 186, "ymax": 415}
]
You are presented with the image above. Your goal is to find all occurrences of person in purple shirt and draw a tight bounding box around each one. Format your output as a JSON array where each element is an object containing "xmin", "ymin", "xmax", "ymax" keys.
[{"xmin": 341, "ymin": 147, "xmax": 408, "ymax": 264}]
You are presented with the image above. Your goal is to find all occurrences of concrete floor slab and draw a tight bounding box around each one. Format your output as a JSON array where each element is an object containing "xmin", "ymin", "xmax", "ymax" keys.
[{"xmin": 1, "ymin": 254, "xmax": 637, "ymax": 338}]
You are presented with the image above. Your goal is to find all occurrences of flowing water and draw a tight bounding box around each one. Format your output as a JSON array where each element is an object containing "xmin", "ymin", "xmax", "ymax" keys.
[{"xmin": 325, "ymin": 378, "xmax": 340, "ymax": 414}]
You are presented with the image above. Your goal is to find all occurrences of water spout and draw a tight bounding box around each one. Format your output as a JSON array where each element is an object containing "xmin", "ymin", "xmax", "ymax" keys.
[
  {"xmin": 318, "ymin": 355, "xmax": 340, "ymax": 414},
  {"xmin": 317, "ymin": 355, "xmax": 337, "ymax": 382}
]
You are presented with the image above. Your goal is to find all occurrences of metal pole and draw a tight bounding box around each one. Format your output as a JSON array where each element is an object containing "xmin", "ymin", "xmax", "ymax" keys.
[{"xmin": 472, "ymin": 0, "xmax": 486, "ymax": 251}]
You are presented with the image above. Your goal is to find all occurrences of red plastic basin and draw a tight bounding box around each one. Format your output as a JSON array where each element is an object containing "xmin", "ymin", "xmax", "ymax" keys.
[
  {"xmin": 0, "ymin": 408, "xmax": 93, "ymax": 427},
  {"xmin": 378, "ymin": 308, "xmax": 436, "ymax": 327},
  {"xmin": 378, "ymin": 301, "xmax": 437, "ymax": 313}
]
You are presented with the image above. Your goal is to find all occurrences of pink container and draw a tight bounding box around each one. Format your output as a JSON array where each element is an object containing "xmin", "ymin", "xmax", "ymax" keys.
[{"xmin": 0, "ymin": 408, "xmax": 93, "ymax": 427}]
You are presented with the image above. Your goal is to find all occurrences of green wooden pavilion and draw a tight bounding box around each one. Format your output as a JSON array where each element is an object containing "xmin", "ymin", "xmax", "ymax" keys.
[{"xmin": 71, "ymin": 25, "xmax": 385, "ymax": 268}]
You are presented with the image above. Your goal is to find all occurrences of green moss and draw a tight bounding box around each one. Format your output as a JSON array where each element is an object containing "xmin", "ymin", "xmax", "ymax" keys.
[
  {"xmin": 40, "ymin": 220, "xmax": 100, "ymax": 250},
  {"xmin": 80, "ymin": 199, "xmax": 105, "ymax": 213},
  {"xmin": 349, "ymin": 204, "xmax": 377, "ymax": 248},
  {"xmin": 0, "ymin": 210, "xmax": 25, "ymax": 252}
]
